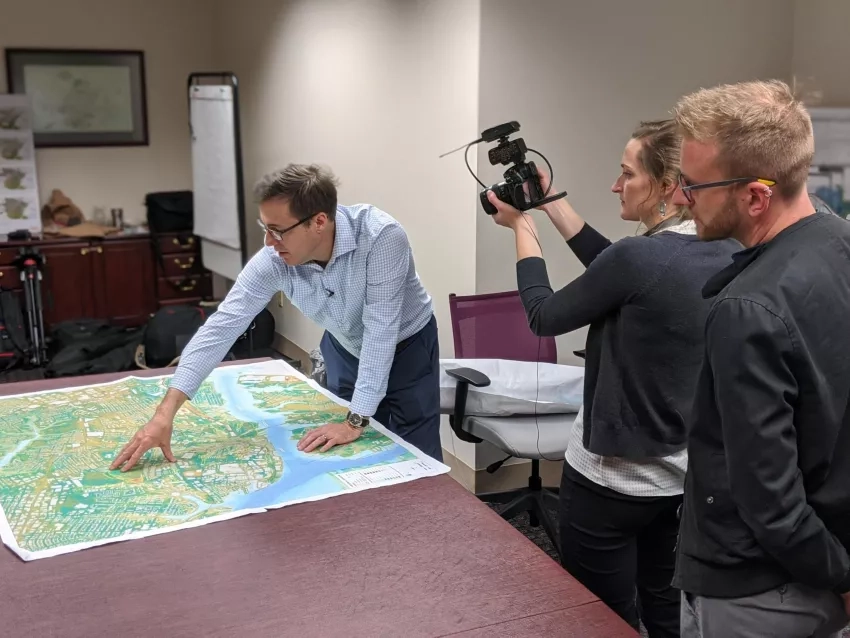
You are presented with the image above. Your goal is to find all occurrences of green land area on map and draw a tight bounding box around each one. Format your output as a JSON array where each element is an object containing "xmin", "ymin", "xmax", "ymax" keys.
[{"xmin": 0, "ymin": 368, "xmax": 410, "ymax": 556}]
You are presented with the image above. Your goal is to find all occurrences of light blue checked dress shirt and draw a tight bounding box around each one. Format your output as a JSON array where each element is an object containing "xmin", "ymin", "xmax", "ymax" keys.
[{"xmin": 170, "ymin": 204, "xmax": 434, "ymax": 416}]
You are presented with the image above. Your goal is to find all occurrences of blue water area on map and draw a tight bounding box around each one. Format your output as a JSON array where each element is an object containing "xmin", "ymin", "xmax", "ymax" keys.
[{"xmin": 211, "ymin": 368, "xmax": 412, "ymax": 511}]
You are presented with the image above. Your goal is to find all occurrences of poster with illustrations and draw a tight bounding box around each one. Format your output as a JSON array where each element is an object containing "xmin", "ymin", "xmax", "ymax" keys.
[{"xmin": 0, "ymin": 94, "xmax": 42, "ymax": 235}]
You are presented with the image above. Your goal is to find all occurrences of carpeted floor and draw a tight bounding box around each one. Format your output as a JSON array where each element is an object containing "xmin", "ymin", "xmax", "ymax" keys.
[{"xmin": 489, "ymin": 502, "xmax": 560, "ymax": 562}]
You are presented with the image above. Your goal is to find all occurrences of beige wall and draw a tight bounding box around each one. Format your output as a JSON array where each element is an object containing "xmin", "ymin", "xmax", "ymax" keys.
[
  {"xmin": 0, "ymin": 0, "xmax": 217, "ymax": 225},
  {"xmin": 792, "ymin": 0, "xmax": 850, "ymax": 105},
  {"xmin": 214, "ymin": 0, "xmax": 482, "ymax": 465},
  {"xmin": 475, "ymin": 0, "xmax": 796, "ymax": 367}
]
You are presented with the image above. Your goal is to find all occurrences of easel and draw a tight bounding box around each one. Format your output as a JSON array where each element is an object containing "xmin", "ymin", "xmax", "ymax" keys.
[{"xmin": 14, "ymin": 248, "xmax": 47, "ymax": 366}]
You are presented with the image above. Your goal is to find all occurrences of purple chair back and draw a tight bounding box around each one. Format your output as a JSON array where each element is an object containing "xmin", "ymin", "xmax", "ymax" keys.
[{"xmin": 448, "ymin": 290, "xmax": 557, "ymax": 363}]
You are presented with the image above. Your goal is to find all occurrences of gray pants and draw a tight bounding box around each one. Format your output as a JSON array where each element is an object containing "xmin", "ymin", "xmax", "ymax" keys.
[{"xmin": 681, "ymin": 583, "xmax": 849, "ymax": 638}]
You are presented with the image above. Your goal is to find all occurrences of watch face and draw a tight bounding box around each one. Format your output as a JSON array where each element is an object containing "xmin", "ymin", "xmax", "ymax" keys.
[{"xmin": 347, "ymin": 412, "xmax": 363, "ymax": 427}]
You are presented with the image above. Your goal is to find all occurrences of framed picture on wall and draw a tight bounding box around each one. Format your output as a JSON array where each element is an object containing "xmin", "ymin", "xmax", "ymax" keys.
[{"xmin": 4, "ymin": 48, "xmax": 148, "ymax": 148}]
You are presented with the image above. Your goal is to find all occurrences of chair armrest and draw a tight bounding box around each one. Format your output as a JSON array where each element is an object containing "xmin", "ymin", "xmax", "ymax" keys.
[
  {"xmin": 446, "ymin": 367, "xmax": 491, "ymax": 388},
  {"xmin": 445, "ymin": 367, "xmax": 491, "ymax": 444}
]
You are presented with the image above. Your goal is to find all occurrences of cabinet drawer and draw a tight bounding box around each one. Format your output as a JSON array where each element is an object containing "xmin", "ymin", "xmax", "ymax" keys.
[
  {"xmin": 158, "ymin": 253, "xmax": 202, "ymax": 277},
  {"xmin": 157, "ymin": 274, "xmax": 212, "ymax": 300},
  {"xmin": 157, "ymin": 234, "xmax": 198, "ymax": 254}
]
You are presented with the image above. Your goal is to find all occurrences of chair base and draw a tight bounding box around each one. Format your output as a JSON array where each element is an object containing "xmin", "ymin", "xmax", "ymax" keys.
[{"xmin": 477, "ymin": 459, "xmax": 561, "ymax": 560}]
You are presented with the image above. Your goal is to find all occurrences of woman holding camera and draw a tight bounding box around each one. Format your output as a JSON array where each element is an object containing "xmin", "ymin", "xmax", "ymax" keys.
[{"xmin": 486, "ymin": 119, "xmax": 738, "ymax": 637}]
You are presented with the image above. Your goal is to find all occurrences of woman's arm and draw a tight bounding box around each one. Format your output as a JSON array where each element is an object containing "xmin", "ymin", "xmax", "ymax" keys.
[
  {"xmin": 536, "ymin": 170, "xmax": 613, "ymax": 266},
  {"xmin": 565, "ymin": 222, "xmax": 613, "ymax": 268},
  {"xmin": 487, "ymin": 190, "xmax": 641, "ymax": 337},
  {"xmin": 517, "ymin": 246, "xmax": 639, "ymax": 337}
]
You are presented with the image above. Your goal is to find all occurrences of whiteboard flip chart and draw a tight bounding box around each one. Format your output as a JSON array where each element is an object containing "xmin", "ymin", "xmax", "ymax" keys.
[{"xmin": 189, "ymin": 82, "xmax": 246, "ymax": 281}]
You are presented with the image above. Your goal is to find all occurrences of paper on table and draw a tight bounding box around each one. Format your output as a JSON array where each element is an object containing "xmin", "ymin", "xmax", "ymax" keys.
[{"xmin": 0, "ymin": 359, "xmax": 449, "ymax": 562}]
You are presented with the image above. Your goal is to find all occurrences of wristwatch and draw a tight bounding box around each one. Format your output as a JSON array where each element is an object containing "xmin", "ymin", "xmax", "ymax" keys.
[{"xmin": 345, "ymin": 411, "xmax": 370, "ymax": 430}]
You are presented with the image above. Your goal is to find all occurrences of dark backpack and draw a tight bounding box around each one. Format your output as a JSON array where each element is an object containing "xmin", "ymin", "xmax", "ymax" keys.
[
  {"xmin": 46, "ymin": 322, "xmax": 143, "ymax": 378},
  {"xmin": 229, "ymin": 307, "xmax": 276, "ymax": 359},
  {"xmin": 143, "ymin": 305, "xmax": 208, "ymax": 368}
]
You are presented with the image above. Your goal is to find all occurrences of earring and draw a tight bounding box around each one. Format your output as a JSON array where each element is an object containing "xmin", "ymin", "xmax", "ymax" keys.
[{"xmin": 658, "ymin": 200, "xmax": 667, "ymax": 217}]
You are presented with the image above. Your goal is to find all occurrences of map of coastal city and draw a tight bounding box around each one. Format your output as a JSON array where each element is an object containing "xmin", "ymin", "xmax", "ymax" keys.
[{"xmin": 0, "ymin": 360, "xmax": 448, "ymax": 561}]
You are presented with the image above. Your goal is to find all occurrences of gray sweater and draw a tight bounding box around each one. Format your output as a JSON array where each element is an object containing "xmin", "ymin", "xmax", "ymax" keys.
[{"xmin": 516, "ymin": 222, "xmax": 739, "ymax": 458}]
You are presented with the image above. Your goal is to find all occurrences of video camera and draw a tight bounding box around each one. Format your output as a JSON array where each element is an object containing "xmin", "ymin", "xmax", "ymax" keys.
[
  {"xmin": 478, "ymin": 122, "xmax": 548, "ymax": 215},
  {"xmin": 441, "ymin": 121, "xmax": 567, "ymax": 215}
]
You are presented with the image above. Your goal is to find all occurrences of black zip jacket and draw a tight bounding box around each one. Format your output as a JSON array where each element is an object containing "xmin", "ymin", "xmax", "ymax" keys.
[{"xmin": 673, "ymin": 211, "xmax": 850, "ymax": 597}]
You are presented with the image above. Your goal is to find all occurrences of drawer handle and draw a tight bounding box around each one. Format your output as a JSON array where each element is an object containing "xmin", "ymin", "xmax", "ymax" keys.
[
  {"xmin": 172, "ymin": 237, "xmax": 195, "ymax": 248},
  {"xmin": 80, "ymin": 248, "xmax": 89, "ymax": 256},
  {"xmin": 179, "ymin": 281, "xmax": 198, "ymax": 292},
  {"xmin": 174, "ymin": 257, "xmax": 195, "ymax": 269},
  {"xmin": 96, "ymin": 246, "xmax": 103, "ymax": 254}
]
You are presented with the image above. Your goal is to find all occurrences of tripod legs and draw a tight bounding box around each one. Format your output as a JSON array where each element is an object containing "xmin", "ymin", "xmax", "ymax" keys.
[{"xmin": 20, "ymin": 264, "xmax": 47, "ymax": 367}]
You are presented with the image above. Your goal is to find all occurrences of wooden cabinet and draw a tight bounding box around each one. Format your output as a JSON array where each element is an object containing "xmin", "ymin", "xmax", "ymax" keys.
[
  {"xmin": 38, "ymin": 242, "xmax": 98, "ymax": 325},
  {"xmin": 0, "ymin": 231, "xmax": 213, "ymax": 332},
  {"xmin": 151, "ymin": 231, "xmax": 213, "ymax": 308},
  {"xmin": 91, "ymin": 238, "xmax": 157, "ymax": 326}
]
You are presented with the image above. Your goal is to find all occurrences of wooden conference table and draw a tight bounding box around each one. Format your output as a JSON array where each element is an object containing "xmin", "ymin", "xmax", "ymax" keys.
[{"xmin": 0, "ymin": 364, "xmax": 637, "ymax": 637}]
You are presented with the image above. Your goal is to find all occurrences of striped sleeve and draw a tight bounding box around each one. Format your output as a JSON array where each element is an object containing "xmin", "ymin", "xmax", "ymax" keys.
[{"xmin": 169, "ymin": 249, "xmax": 281, "ymax": 399}]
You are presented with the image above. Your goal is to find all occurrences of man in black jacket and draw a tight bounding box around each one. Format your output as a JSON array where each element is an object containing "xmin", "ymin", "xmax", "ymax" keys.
[{"xmin": 670, "ymin": 79, "xmax": 850, "ymax": 637}]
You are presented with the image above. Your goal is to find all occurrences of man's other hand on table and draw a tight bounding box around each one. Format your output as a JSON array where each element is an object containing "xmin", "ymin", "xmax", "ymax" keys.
[{"xmin": 298, "ymin": 421, "xmax": 362, "ymax": 453}]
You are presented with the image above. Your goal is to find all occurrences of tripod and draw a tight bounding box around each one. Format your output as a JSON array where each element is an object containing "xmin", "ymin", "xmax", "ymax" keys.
[{"xmin": 14, "ymin": 249, "xmax": 47, "ymax": 367}]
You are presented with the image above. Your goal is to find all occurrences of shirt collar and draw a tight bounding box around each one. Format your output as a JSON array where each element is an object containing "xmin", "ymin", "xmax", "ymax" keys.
[
  {"xmin": 327, "ymin": 207, "xmax": 357, "ymax": 266},
  {"xmin": 701, "ymin": 212, "xmax": 824, "ymax": 299},
  {"xmin": 702, "ymin": 244, "xmax": 765, "ymax": 299}
]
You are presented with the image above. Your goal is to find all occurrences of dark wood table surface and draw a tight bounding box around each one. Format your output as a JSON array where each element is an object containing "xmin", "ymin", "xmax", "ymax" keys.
[{"xmin": 0, "ymin": 365, "xmax": 637, "ymax": 637}]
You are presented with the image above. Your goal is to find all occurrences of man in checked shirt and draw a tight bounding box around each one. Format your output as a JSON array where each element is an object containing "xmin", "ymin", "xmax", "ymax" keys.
[{"xmin": 110, "ymin": 163, "xmax": 441, "ymax": 471}]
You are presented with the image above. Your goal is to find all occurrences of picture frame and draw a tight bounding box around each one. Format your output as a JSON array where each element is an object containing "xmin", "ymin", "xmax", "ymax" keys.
[{"xmin": 4, "ymin": 48, "xmax": 148, "ymax": 148}]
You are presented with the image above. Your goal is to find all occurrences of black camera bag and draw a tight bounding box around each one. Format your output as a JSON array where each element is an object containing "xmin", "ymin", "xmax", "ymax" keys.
[{"xmin": 145, "ymin": 191, "xmax": 194, "ymax": 234}]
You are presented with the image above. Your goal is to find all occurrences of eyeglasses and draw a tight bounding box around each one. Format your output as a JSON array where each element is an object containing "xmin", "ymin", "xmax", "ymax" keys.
[
  {"xmin": 677, "ymin": 173, "xmax": 776, "ymax": 204},
  {"xmin": 257, "ymin": 213, "xmax": 317, "ymax": 242}
]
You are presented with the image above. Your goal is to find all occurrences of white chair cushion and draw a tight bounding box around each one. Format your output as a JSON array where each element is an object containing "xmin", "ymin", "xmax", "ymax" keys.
[
  {"xmin": 464, "ymin": 413, "xmax": 576, "ymax": 460},
  {"xmin": 439, "ymin": 358, "xmax": 584, "ymax": 416}
]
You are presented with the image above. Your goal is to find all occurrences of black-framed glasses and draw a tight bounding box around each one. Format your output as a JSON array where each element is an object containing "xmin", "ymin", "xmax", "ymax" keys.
[
  {"xmin": 677, "ymin": 173, "xmax": 776, "ymax": 204},
  {"xmin": 257, "ymin": 213, "xmax": 317, "ymax": 241}
]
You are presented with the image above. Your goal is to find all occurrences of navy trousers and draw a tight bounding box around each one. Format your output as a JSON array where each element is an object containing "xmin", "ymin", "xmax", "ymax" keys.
[{"xmin": 320, "ymin": 315, "xmax": 442, "ymax": 462}]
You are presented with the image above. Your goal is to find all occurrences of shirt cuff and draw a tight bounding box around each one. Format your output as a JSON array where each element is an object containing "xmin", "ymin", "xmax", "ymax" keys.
[
  {"xmin": 168, "ymin": 375, "xmax": 199, "ymax": 401},
  {"xmin": 348, "ymin": 394, "xmax": 379, "ymax": 419},
  {"xmin": 566, "ymin": 222, "xmax": 612, "ymax": 264},
  {"xmin": 516, "ymin": 256, "xmax": 550, "ymax": 288}
]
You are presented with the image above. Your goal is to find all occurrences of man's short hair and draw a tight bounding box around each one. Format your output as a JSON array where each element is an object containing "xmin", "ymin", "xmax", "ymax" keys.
[
  {"xmin": 253, "ymin": 163, "xmax": 339, "ymax": 222},
  {"xmin": 673, "ymin": 79, "xmax": 814, "ymax": 201}
]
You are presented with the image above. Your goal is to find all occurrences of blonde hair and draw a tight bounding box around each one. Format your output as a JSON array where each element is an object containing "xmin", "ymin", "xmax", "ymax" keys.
[
  {"xmin": 631, "ymin": 119, "xmax": 689, "ymax": 220},
  {"xmin": 673, "ymin": 79, "xmax": 813, "ymax": 201}
]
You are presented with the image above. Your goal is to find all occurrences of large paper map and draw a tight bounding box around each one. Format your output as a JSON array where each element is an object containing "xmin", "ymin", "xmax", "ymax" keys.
[{"xmin": 0, "ymin": 360, "xmax": 449, "ymax": 561}]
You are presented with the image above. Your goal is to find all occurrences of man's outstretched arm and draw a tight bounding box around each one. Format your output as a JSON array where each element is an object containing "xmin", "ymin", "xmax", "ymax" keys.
[{"xmin": 110, "ymin": 249, "xmax": 281, "ymax": 471}]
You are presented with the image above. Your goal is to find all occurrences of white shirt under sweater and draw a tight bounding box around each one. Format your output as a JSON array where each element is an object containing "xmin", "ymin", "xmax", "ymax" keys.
[{"xmin": 565, "ymin": 219, "xmax": 696, "ymax": 498}]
